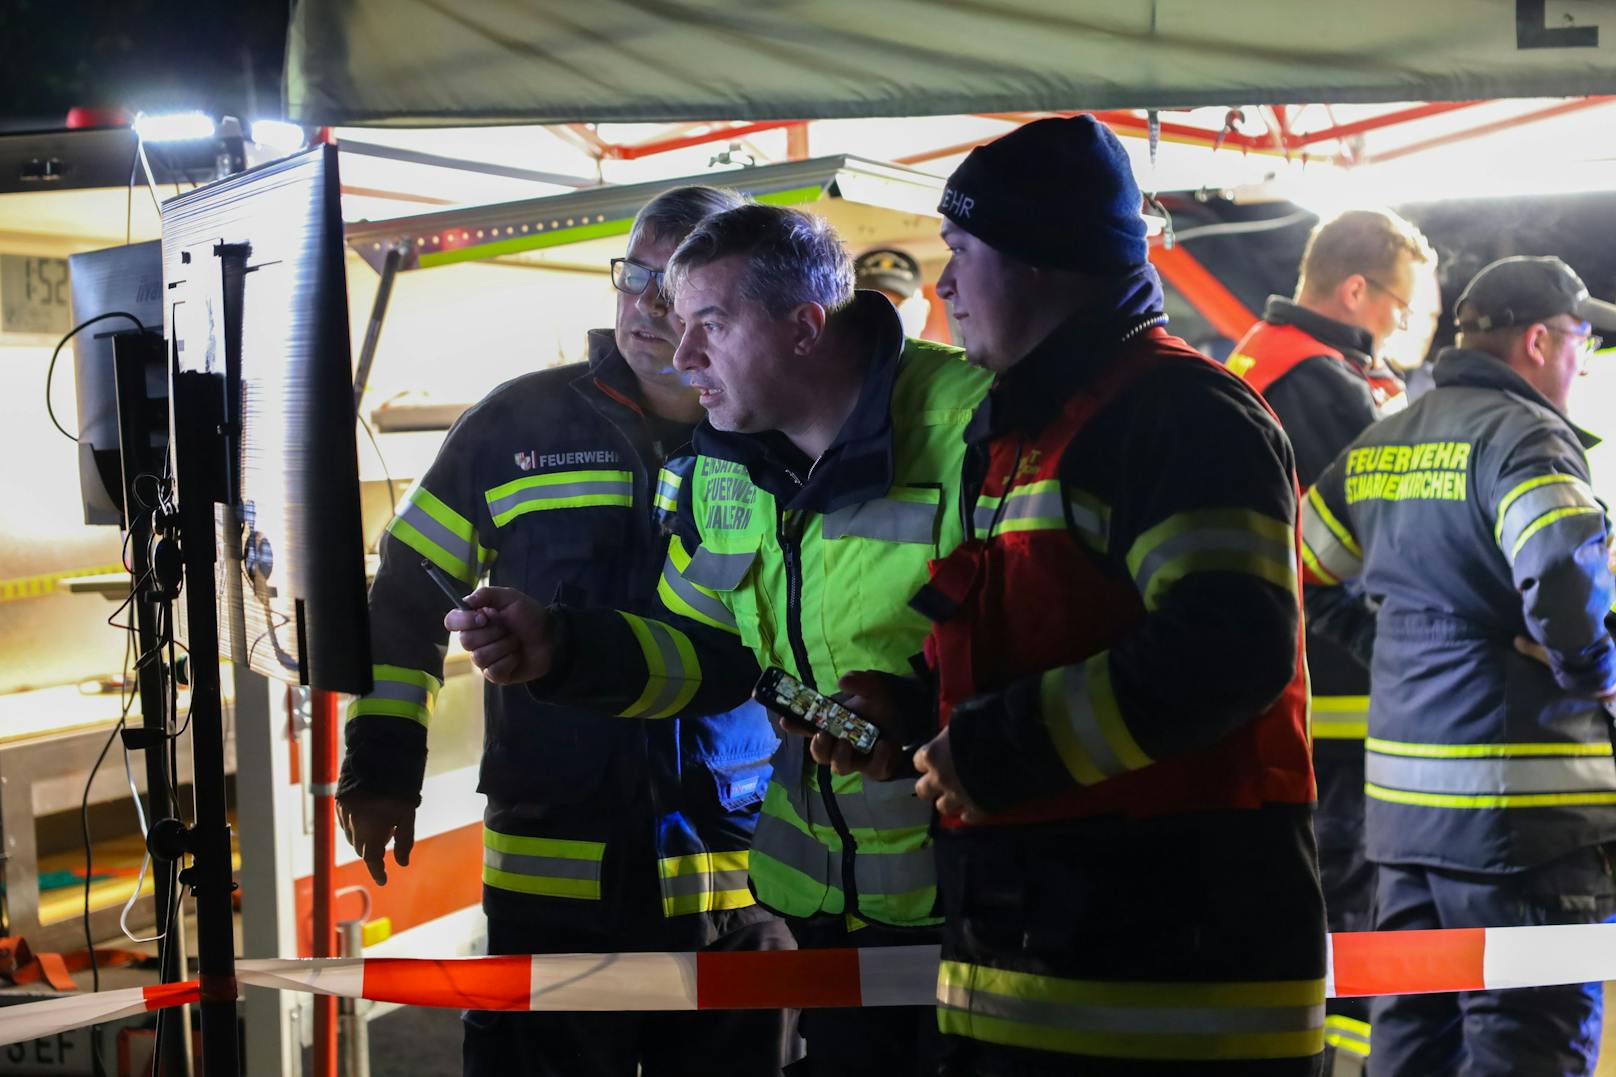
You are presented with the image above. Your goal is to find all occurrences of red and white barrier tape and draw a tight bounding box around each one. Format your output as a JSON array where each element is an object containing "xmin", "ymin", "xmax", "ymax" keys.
[
  {"xmin": 6, "ymin": 923, "xmax": 1616, "ymax": 1046},
  {"xmin": 0, "ymin": 981, "xmax": 198, "ymax": 1046}
]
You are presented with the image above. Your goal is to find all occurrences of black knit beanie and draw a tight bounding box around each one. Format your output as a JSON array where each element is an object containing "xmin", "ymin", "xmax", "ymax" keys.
[{"xmin": 938, "ymin": 116, "xmax": 1149, "ymax": 273}]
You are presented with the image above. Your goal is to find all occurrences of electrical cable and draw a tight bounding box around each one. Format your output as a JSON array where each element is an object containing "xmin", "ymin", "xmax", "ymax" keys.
[
  {"xmin": 357, "ymin": 413, "xmax": 397, "ymax": 514},
  {"xmin": 81, "ymin": 640, "xmax": 137, "ymax": 995},
  {"xmin": 1171, "ymin": 209, "xmax": 1316, "ymax": 244},
  {"xmin": 45, "ymin": 312, "xmax": 150, "ymax": 443}
]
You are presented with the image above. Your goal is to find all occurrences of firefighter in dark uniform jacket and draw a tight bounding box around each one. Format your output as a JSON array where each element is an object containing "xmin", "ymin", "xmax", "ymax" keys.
[
  {"xmin": 1302, "ymin": 256, "xmax": 1616, "ymax": 1077},
  {"xmin": 835, "ymin": 117, "xmax": 1327, "ymax": 1075},
  {"xmin": 1228, "ymin": 208, "xmax": 1435, "ymax": 1067},
  {"xmin": 337, "ymin": 186, "xmax": 794, "ymax": 1077}
]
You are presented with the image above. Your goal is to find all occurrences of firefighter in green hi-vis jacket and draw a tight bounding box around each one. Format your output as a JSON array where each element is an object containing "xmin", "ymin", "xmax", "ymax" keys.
[{"xmin": 448, "ymin": 203, "xmax": 993, "ymax": 1077}]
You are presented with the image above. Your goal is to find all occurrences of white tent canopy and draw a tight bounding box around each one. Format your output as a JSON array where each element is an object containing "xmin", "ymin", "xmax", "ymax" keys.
[{"xmin": 285, "ymin": 0, "xmax": 1616, "ymax": 126}]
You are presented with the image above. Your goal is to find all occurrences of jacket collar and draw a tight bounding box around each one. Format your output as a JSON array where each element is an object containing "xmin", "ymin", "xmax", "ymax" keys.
[
  {"xmin": 692, "ymin": 291, "xmax": 905, "ymax": 513},
  {"xmin": 1261, "ymin": 297, "xmax": 1374, "ymax": 367},
  {"xmin": 967, "ymin": 264, "xmax": 1166, "ymax": 442},
  {"xmin": 1433, "ymin": 347, "xmax": 1601, "ymax": 449}
]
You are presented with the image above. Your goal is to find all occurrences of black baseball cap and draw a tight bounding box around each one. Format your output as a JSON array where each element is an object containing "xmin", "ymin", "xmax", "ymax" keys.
[
  {"xmin": 1455, "ymin": 256, "xmax": 1616, "ymax": 334},
  {"xmin": 854, "ymin": 248, "xmax": 922, "ymax": 300}
]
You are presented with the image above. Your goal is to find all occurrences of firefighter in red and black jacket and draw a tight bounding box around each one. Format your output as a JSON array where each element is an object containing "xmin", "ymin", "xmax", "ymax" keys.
[
  {"xmin": 1227, "ymin": 208, "xmax": 1435, "ymax": 1065},
  {"xmin": 835, "ymin": 117, "xmax": 1327, "ymax": 1075}
]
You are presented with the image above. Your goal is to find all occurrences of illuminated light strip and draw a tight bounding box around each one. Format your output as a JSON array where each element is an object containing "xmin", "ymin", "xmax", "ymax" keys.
[
  {"xmin": 22, "ymin": 925, "xmax": 1616, "ymax": 1047},
  {"xmin": 416, "ymin": 185, "xmax": 825, "ymax": 270}
]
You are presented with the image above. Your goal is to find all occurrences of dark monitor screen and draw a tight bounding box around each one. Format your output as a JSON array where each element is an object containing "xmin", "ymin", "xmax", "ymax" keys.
[
  {"xmin": 69, "ymin": 239, "xmax": 165, "ymax": 525},
  {"xmin": 161, "ymin": 145, "xmax": 371, "ymax": 693}
]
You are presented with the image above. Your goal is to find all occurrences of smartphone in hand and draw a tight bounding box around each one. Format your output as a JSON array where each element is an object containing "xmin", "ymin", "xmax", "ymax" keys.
[{"xmin": 753, "ymin": 666, "xmax": 879, "ymax": 753}]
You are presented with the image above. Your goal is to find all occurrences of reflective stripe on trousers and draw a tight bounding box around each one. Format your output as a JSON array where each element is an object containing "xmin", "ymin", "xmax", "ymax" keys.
[
  {"xmin": 937, "ymin": 959, "xmax": 1326, "ymax": 1061},
  {"xmin": 482, "ymin": 828, "xmax": 606, "ymax": 900},
  {"xmin": 657, "ymin": 849, "xmax": 756, "ymax": 917}
]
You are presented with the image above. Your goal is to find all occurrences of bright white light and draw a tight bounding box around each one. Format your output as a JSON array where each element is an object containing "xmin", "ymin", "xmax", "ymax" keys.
[
  {"xmin": 133, "ymin": 111, "xmax": 216, "ymax": 143},
  {"xmin": 251, "ymin": 119, "xmax": 306, "ymax": 153}
]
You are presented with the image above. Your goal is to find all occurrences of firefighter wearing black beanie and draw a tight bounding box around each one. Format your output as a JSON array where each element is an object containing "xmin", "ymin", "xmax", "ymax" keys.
[
  {"xmin": 900, "ymin": 115, "xmax": 1329, "ymax": 1076},
  {"xmin": 937, "ymin": 115, "xmax": 1149, "ymax": 272}
]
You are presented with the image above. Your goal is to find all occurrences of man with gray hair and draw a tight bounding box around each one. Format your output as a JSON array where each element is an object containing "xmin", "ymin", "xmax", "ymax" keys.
[
  {"xmin": 447, "ymin": 202, "xmax": 994, "ymax": 1074},
  {"xmin": 339, "ymin": 186, "xmax": 795, "ymax": 1076}
]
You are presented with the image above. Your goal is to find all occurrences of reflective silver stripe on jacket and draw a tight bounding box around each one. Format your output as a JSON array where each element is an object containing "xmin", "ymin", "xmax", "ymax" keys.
[
  {"xmin": 1131, "ymin": 526, "xmax": 1296, "ymax": 597},
  {"xmin": 1495, "ymin": 474, "xmax": 1604, "ymax": 563},
  {"xmin": 682, "ymin": 547, "xmax": 757, "ymax": 590},
  {"xmin": 1300, "ymin": 492, "xmax": 1362, "ymax": 583},
  {"xmin": 1065, "ymin": 490, "xmax": 1110, "ymax": 552},
  {"xmin": 827, "ymin": 775, "xmax": 940, "ymax": 832},
  {"xmin": 487, "ymin": 478, "xmax": 631, "ymax": 520},
  {"xmin": 822, "ymin": 495, "xmax": 939, "ymax": 544},
  {"xmin": 659, "ymin": 554, "xmax": 736, "ymax": 629},
  {"xmin": 751, "ymin": 811, "xmax": 842, "ymax": 891}
]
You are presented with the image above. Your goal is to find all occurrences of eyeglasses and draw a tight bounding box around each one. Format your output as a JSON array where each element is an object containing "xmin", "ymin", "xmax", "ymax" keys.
[
  {"xmin": 1364, "ymin": 276, "xmax": 1413, "ymax": 328},
  {"xmin": 1546, "ymin": 324, "xmax": 1604, "ymax": 370},
  {"xmin": 610, "ymin": 257, "xmax": 666, "ymax": 298}
]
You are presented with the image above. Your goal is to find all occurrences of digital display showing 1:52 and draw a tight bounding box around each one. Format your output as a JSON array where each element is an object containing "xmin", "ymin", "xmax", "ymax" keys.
[{"xmin": 1, "ymin": 254, "xmax": 71, "ymax": 335}]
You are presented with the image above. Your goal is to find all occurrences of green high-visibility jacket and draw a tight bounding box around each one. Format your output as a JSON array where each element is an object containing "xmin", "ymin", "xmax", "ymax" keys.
[{"xmin": 539, "ymin": 295, "xmax": 992, "ymax": 926}]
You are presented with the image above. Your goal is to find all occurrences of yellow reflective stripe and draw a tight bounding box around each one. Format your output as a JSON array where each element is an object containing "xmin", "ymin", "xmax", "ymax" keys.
[
  {"xmin": 992, "ymin": 480, "xmax": 1067, "ymax": 535},
  {"xmin": 657, "ymin": 541, "xmax": 739, "ymax": 635},
  {"xmin": 1511, "ymin": 506, "xmax": 1604, "ymax": 561},
  {"xmin": 1038, "ymin": 654, "xmax": 1151, "ymax": 785},
  {"xmin": 935, "ymin": 1010, "xmax": 1324, "ymax": 1062},
  {"xmin": 937, "ymin": 961, "xmax": 1325, "ymax": 1061},
  {"xmin": 1065, "ymin": 489, "xmax": 1111, "ymax": 554},
  {"xmin": 658, "ymin": 850, "xmax": 755, "ymax": 917},
  {"xmin": 1366, "ymin": 784, "xmax": 1616, "ymax": 810},
  {"xmin": 1307, "ymin": 486, "xmax": 1361, "ymax": 559},
  {"xmin": 485, "ymin": 469, "xmax": 634, "ymax": 526},
  {"xmin": 347, "ymin": 699, "xmax": 432, "ymax": 723},
  {"xmin": 939, "ymin": 962, "xmax": 1325, "ymax": 1009},
  {"xmin": 481, "ymin": 829, "xmax": 606, "ymax": 900},
  {"xmin": 661, "ymin": 888, "xmax": 756, "ymax": 917},
  {"xmin": 1495, "ymin": 474, "xmax": 1579, "ymax": 541},
  {"xmin": 345, "ymin": 663, "xmax": 443, "ymax": 726},
  {"xmin": 1312, "ymin": 695, "xmax": 1368, "ymax": 740},
  {"xmin": 1366, "ymin": 738, "xmax": 1613, "ymax": 759},
  {"xmin": 1126, "ymin": 507, "xmax": 1296, "ymax": 611},
  {"xmin": 618, "ymin": 612, "xmax": 702, "ymax": 719},
  {"xmin": 659, "ymin": 849, "xmax": 750, "ymax": 877},
  {"xmin": 372, "ymin": 663, "xmax": 441, "ymax": 691},
  {"xmin": 1089, "ymin": 656, "xmax": 1152, "ymax": 771},
  {"xmin": 387, "ymin": 485, "xmax": 487, "ymax": 583},
  {"xmin": 1297, "ymin": 541, "xmax": 1340, "ymax": 587},
  {"xmin": 483, "ymin": 830, "xmax": 606, "ymax": 858},
  {"xmin": 480, "ymin": 869, "xmax": 599, "ymax": 899},
  {"xmin": 655, "ymin": 466, "xmax": 683, "ymax": 513},
  {"xmin": 1324, "ymin": 1015, "xmax": 1372, "ymax": 1057}
]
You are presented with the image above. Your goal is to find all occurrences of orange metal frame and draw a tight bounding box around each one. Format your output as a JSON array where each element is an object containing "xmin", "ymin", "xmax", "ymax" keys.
[{"xmin": 553, "ymin": 98, "xmax": 1616, "ymax": 173}]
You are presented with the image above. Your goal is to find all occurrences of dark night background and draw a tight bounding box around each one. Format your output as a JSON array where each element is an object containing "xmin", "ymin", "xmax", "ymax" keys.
[{"xmin": 0, "ymin": 0, "xmax": 288, "ymax": 128}]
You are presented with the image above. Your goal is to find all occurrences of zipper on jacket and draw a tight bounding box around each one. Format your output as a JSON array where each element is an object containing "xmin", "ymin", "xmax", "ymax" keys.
[{"xmin": 778, "ymin": 506, "xmax": 864, "ymax": 920}]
